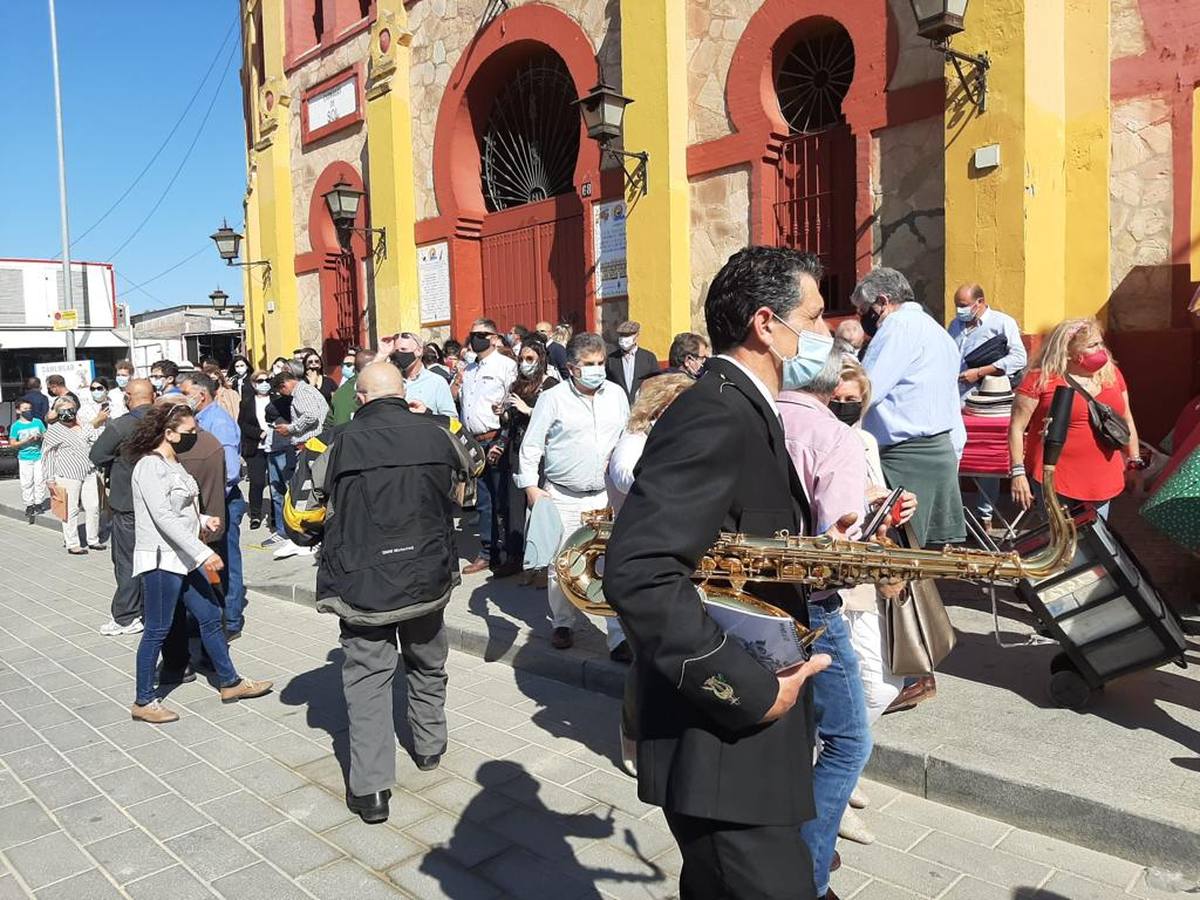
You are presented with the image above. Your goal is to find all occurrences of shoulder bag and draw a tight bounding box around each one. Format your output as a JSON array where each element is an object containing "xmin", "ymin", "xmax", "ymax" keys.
[
  {"xmin": 881, "ymin": 525, "xmax": 957, "ymax": 676},
  {"xmin": 1063, "ymin": 374, "xmax": 1130, "ymax": 452}
]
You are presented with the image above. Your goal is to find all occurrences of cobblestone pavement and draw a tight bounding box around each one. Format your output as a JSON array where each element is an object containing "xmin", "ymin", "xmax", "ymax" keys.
[{"xmin": 0, "ymin": 514, "xmax": 1175, "ymax": 899}]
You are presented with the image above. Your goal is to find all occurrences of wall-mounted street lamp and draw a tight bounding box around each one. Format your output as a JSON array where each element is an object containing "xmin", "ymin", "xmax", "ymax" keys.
[
  {"xmin": 209, "ymin": 220, "xmax": 272, "ymax": 278},
  {"xmin": 322, "ymin": 179, "xmax": 387, "ymax": 262},
  {"xmin": 574, "ymin": 79, "xmax": 649, "ymax": 198},
  {"xmin": 910, "ymin": 0, "xmax": 990, "ymax": 113}
]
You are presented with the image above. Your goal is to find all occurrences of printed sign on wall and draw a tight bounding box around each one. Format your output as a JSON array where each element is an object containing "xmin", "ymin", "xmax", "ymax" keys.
[
  {"xmin": 418, "ymin": 242, "xmax": 451, "ymax": 324},
  {"xmin": 593, "ymin": 200, "xmax": 628, "ymax": 299}
]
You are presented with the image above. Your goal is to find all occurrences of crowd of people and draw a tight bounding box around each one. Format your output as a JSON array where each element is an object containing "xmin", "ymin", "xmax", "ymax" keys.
[{"xmin": 4, "ymin": 240, "xmax": 1152, "ymax": 900}]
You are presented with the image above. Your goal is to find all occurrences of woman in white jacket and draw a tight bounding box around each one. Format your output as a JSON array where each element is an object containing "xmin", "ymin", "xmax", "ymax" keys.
[{"xmin": 126, "ymin": 403, "xmax": 271, "ymax": 724}]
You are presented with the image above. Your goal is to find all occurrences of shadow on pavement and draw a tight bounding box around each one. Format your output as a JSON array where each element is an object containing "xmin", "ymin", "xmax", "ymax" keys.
[{"xmin": 278, "ymin": 649, "xmax": 352, "ymax": 787}]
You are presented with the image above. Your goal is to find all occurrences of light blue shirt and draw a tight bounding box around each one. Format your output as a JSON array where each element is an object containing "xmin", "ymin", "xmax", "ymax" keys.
[
  {"xmin": 947, "ymin": 306, "xmax": 1028, "ymax": 397},
  {"xmin": 861, "ymin": 302, "xmax": 966, "ymax": 456},
  {"xmin": 405, "ymin": 365, "xmax": 457, "ymax": 419},
  {"xmin": 196, "ymin": 402, "xmax": 242, "ymax": 491}
]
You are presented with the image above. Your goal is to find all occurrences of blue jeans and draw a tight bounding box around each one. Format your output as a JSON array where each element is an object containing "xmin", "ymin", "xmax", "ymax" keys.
[
  {"xmin": 136, "ymin": 568, "xmax": 238, "ymax": 704},
  {"xmin": 218, "ymin": 486, "xmax": 247, "ymax": 633},
  {"xmin": 475, "ymin": 445, "xmax": 518, "ymax": 564},
  {"xmin": 267, "ymin": 449, "xmax": 295, "ymax": 538},
  {"xmin": 975, "ymin": 477, "xmax": 1001, "ymax": 520},
  {"xmin": 801, "ymin": 596, "xmax": 873, "ymax": 897}
]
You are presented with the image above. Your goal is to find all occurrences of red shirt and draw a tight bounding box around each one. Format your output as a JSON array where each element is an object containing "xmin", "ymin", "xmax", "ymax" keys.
[{"xmin": 1017, "ymin": 368, "xmax": 1127, "ymax": 502}]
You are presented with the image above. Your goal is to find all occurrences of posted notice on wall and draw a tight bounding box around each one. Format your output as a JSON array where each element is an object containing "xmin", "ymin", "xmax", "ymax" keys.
[
  {"xmin": 417, "ymin": 242, "xmax": 451, "ymax": 324},
  {"xmin": 593, "ymin": 200, "xmax": 628, "ymax": 299},
  {"xmin": 34, "ymin": 360, "xmax": 95, "ymax": 399},
  {"xmin": 307, "ymin": 76, "xmax": 358, "ymax": 129}
]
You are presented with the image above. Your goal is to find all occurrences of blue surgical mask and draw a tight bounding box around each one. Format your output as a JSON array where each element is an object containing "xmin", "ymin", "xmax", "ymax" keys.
[
  {"xmin": 771, "ymin": 316, "xmax": 835, "ymax": 392},
  {"xmin": 341, "ymin": 364, "xmax": 355, "ymax": 380},
  {"xmin": 519, "ymin": 361, "xmax": 538, "ymax": 378},
  {"xmin": 115, "ymin": 374, "xmax": 130, "ymax": 388},
  {"xmin": 575, "ymin": 364, "xmax": 607, "ymax": 390},
  {"xmin": 955, "ymin": 305, "xmax": 976, "ymax": 322},
  {"xmin": 150, "ymin": 376, "xmax": 165, "ymax": 391}
]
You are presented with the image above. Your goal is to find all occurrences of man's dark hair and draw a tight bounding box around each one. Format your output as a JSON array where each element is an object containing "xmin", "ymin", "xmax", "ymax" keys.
[
  {"xmin": 704, "ymin": 246, "xmax": 823, "ymax": 354},
  {"xmin": 151, "ymin": 359, "xmax": 179, "ymax": 379},
  {"xmin": 271, "ymin": 370, "xmax": 299, "ymax": 392},
  {"xmin": 668, "ymin": 332, "xmax": 707, "ymax": 368},
  {"xmin": 422, "ymin": 343, "xmax": 442, "ymax": 367},
  {"xmin": 510, "ymin": 325, "xmax": 531, "ymax": 342},
  {"xmin": 443, "ymin": 339, "xmax": 462, "ymax": 357},
  {"xmin": 15, "ymin": 398, "xmax": 31, "ymax": 410},
  {"xmin": 23, "ymin": 376, "xmax": 41, "ymax": 391},
  {"xmin": 46, "ymin": 374, "xmax": 67, "ymax": 388},
  {"xmin": 189, "ymin": 373, "xmax": 218, "ymax": 397}
]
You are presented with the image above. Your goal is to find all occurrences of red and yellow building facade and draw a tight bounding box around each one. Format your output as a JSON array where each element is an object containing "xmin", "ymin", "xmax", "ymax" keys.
[{"xmin": 239, "ymin": 0, "xmax": 1200, "ymax": 439}]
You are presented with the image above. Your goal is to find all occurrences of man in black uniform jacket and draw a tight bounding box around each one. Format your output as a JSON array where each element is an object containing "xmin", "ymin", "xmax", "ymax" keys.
[{"xmin": 605, "ymin": 246, "xmax": 836, "ymax": 900}]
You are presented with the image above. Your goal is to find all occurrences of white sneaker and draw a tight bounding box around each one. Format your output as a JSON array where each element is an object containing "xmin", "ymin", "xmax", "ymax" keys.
[
  {"xmin": 272, "ymin": 539, "xmax": 300, "ymax": 559},
  {"xmin": 100, "ymin": 618, "xmax": 143, "ymax": 636},
  {"xmin": 839, "ymin": 806, "xmax": 875, "ymax": 845},
  {"xmin": 619, "ymin": 721, "xmax": 637, "ymax": 778}
]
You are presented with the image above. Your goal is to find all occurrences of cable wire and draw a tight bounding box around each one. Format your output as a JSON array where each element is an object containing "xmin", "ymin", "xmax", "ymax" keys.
[
  {"xmin": 121, "ymin": 242, "xmax": 210, "ymax": 292},
  {"xmin": 68, "ymin": 17, "xmax": 238, "ymax": 250}
]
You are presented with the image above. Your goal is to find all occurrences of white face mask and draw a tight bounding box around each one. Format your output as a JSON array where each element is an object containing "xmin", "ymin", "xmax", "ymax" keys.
[
  {"xmin": 519, "ymin": 361, "xmax": 538, "ymax": 378},
  {"xmin": 90, "ymin": 389, "xmax": 106, "ymax": 402},
  {"xmin": 575, "ymin": 364, "xmax": 607, "ymax": 390},
  {"xmin": 234, "ymin": 363, "xmax": 248, "ymax": 375},
  {"xmin": 618, "ymin": 336, "xmax": 637, "ymax": 352},
  {"xmin": 272, "ymin": 363, "xmax": 285, "ymax": 375},
  {"xmin": 254, "ymin": 381, "xmax": 271, "ymax": 395},
  {"xmin": 464, "ymin": 350, "xmax": 477, "ymax": 365}
]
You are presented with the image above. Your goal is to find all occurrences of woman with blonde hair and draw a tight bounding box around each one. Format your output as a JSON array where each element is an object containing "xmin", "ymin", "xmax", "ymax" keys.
[{"xmin": 1009, "ymin": 318, "xmax": 1140, "ymax": 519}]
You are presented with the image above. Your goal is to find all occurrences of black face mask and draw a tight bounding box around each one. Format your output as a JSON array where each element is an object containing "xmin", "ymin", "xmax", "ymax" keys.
[
  {"xmin": 469, "ymin": 333, "xmax": 492, "ymax": 354},
  {"xmin": 393, "ymin": 351, "xmax": 417, "ymax": 374},
  {"xmin": 174, "ymin": 432, "xmax": 198, "ymax": 454},
  {"xmin": 860, "ymin": 306, "xmax": 881, "ymax": 337},
  {"xmin": 828, "ymin": 400, "xmax": 863, "ymax": 426},
  {"xmin": 58, "ymin": 409, "xmax": 77, "ymax": 423},
  {"xmin": 18, "ymin": 410, "xmax": 32, "ymax": 420}
]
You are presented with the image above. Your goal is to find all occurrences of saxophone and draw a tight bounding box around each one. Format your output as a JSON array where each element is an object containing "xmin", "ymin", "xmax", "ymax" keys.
[{"xmin": 555, "ymin": 387, "xmax": 1079, "ymax": 620}]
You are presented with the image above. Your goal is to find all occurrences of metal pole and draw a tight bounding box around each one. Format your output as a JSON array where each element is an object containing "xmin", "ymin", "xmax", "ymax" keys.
[
  {"xmin": 122, "ymin": 302, "xmax": 135, "ymax": 365},
  {"xmin": 48, "ymin": 0, "xmax": 75, "ymax": 362}
]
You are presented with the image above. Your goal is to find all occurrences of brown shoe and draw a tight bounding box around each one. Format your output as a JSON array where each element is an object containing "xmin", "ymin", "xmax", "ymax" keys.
[
  {"xmin": 883, "ymin": 675, "xmax": 937, "ymax": 716},
  {"xmin": 830, "ymin": 850, "xmax": 841, "ymax": 873},
  {"xmin": 461, "ymin": 557, "xmax": 490, "ymax": 575},
  {"xmin": 551, "ymin": 627, "xmax": 573, "ymax": 650},
  {"xmin": 220, "ymin": 678, "xmax": 274, "ymax": 704},
  {"xmin": 131, "ymin": 700, "xmax": 179, "ymax": 724}
]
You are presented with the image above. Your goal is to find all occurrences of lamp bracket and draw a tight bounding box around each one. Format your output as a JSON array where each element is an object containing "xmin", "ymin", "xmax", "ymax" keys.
[
  {"xmin": 600, "ymin": 146, "xmax": 649, "ymax": 199},
  {"xmin": 225, "ymin": 258, "xmax": 272, "ymax": 288},
  {"xmin": 934, "ymin": 40, "xmax": 990, "ymax": 113},
  {"xmin": 339, "ymin": 225, "xmax": 388, "ymax": 265}
]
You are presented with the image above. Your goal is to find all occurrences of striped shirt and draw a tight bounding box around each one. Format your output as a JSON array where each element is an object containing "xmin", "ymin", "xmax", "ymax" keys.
[
  {"xmin": 42, "ymin": 423, "xmax": 98, "ymax": 482},
  {"xmin": 286, "ymin": 381, "xmax": 330, "ymax": 446}
]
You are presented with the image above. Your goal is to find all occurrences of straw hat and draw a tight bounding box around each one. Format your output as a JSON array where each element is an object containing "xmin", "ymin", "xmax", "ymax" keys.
[{"xmin": 964, "ymin": 375, "xmax": 1014, "ymax": 417}]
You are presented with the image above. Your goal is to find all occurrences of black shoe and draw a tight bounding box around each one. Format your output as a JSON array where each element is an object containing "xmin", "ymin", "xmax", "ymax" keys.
[
  {"xmin": 158, "ymin": 667, "xmax": 197, "ymax": 686},
  {"xmin": 609, "ymin": 641, "xmax": 633, "ymax": 664},
  {"xmin": 25, "ymin": 505, "xmax": 34, "ymax": 524},
  {"xmin": 490, "ymin": 560, "xmax": 523, "ymax": 579},
  {"xmin": 347, "ymin": 789, "xmax": 390, "ymax": 824},
  {"xmin": 413, "ymin": 753, "xmax": 442, "ymax": 772}
]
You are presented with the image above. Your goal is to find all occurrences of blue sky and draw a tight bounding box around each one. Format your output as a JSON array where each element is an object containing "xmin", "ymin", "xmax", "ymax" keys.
[{"xmin": 0, "ymin": 3, "xmax": 247, "ymax": 313}]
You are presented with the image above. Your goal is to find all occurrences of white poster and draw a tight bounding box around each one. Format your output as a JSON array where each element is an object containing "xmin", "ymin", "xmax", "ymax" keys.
[
  {"xmin": 593, "ymin": 200, "xmax": 628, "ymax": 299},
  {"xmin": 34, "ymin": 360, "xmax": 95, "ymax": 399},
  {"xmin": 307, "ymin": 77, "xmax": 357, "ymax": 129},
  {"xmin": 417, "ymin": 242, "xmax": 452, "ymax": 324}
]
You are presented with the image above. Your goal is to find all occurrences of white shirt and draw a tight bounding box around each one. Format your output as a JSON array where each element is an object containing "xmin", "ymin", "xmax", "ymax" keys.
[
  {"xmin": 622, "ymin": 350, "xmax": 636, "ymax": 392},
  {"xmin": 516, "ymin": 379, "xmax": 630, "ymax": 491},
  {"xmin": 715, "ymin": 353, "xmax": 780, "ymax": 418},
  {"xmin": 107, "ymin": 387, "xmax": 128, "ymax": 417},
  {"xmin": 461, "ymin": 351, "xmax": 517, "ymax": 435},
  {"xmin": 606, "ymin": 430, "xmax": 647, "ymax": 515},
  {"xmin": 254, "ymin": 395, "xmax": 272, "ymax": 450},
  {"xmin": 948, "ymin": 306, "xmax": 1028, "ymax": 397}
]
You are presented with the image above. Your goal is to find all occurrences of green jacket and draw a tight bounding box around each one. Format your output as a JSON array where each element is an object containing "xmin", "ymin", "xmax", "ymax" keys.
[{"xmin": 326, "ymin": 375, "xmax": 358, "ymax": 427}]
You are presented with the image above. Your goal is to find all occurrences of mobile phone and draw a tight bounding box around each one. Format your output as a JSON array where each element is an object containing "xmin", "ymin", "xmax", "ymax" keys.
[{"xmin": 862, "ymin": 486, "xmax": 904, "ymax": 538}]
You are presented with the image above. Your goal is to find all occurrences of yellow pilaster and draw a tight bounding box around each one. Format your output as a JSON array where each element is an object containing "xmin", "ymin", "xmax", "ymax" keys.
[
  {"xmin": 943, "ymin": 0, "xmax": 1111, "ymax": 335},
  {"xmin": 619, "ymin": 0, "xmax": 690, "ymax": 357},
  {"xmin": 364, "ymin": 3, "xmax": 419, "ymax": 336},
  {"xmin": 242, "ymin": 155, "xmax": 268, "ymax": 367},
  {"xmin": 245, "ymin": 0, "xmax": 300, "ymax": 359}
]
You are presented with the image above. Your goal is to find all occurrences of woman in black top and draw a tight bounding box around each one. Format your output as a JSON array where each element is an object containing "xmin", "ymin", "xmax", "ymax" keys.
[
  {"xmin": 228, "ymin": 355, "xmax": 253, "ymax": 397},
  {"xmin": 496, "ymin": 339, "xmax": 559, "ymax": 582},
  {"xmin": 301, "ymin": 351, "xmax": 337, "ymax": 403}
]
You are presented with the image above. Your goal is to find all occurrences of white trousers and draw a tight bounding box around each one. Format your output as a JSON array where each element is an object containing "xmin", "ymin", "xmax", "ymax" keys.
[
  {"xmin": 19, "ymin": 459, "xmax": 47, "ymax": 507},
  {"xmin": 545, "ymin": 482, "xmax": 626, "ymax": 650},
  {"xmin": 58, "ymin": 475, "xmax": 100, "ymax": 550},
  {"xmin": 844, "ymin": 607, "xmax": 904, "ymax": 725}
]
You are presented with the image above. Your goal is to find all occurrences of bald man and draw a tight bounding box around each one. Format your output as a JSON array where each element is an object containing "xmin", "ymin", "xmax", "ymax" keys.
[
  {"xmin": 313, "ymin": 360, "xmax": 469, "ymax": 824},
  {"xmin": 90, "ymin": 378, "xmax": 157, "ymax": 634}
]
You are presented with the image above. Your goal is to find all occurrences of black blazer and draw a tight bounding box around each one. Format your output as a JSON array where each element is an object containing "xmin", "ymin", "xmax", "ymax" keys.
[
  {"xmin": 605, "ymin": 346, "xmax": 659, "ymax": 402},
  {"xmin": 604, "ymin": 357, "xmax": 815, "ymax": 827}
]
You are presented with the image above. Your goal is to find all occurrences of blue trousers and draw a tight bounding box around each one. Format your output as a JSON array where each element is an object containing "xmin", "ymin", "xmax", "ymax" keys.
[
  {"xmin": 267, "ymin": 449, "xmax": 295, "ymax": 537},
  {"xmin": 801, "ymin": 596, "xmax": 873, "ymax": 897},
  {"xmin": 474, "ymin": 445, "xmax": 519, "ymax": 564},
  {"xmin": 217, "ymin": 486, "xmax": 247, "ymax": 633},
  {"xmin": 135, "ymin": 568, "xmax": 238, "ymax": 705}
]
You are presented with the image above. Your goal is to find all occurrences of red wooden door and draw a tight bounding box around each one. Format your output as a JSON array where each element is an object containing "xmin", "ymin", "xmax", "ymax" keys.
[
  {"xmin": 320, "ymin": 250, "xmax": 363, "ymax": 364},
  {"xmin": 774, "ymin": 125, "xmax": 856, "ymax": 311},
  {"xmin": 480, "ymin": 199, "xmax": 586, "ymax": 331}
]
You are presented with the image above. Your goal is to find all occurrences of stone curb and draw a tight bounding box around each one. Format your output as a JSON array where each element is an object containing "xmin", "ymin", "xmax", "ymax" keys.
[{"xmin": 2, "ymin": 497, "xmax": 1193, "ymax": 876}]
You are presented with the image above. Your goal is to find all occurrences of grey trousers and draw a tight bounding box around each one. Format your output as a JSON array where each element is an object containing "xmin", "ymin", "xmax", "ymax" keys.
[
  {"xmin": 339, "ymin": 610, "xmax": 449, "ymax": 796},
  {"xmin": 110, "ymin": 510, "xmax": 142, "ymax": 626}
]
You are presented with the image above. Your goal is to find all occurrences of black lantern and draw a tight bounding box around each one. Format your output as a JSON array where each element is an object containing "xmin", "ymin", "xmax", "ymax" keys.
[
  {"xmin": 910, "ymin": 0, "xmax": 969, "ymax": 41},
  {"xmin": 573, "ymin": 81, "xmax": 633, "ymax": 144},
  {"xmin": 210, "ymin": 221, "xmax": 242, "ymax": 263},
  {"xmin": 208, "ymin": 288, "xmax": 229, "ymax": 312},
  {"xmin": 322, "ymin": 179, "xmax": 366, "ymax": 228}
]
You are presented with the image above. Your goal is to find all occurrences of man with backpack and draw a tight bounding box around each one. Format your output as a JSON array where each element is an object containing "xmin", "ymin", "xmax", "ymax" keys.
[{"xmin": 310, "ymin": 362, "xmax": 469, "ymax": 825}]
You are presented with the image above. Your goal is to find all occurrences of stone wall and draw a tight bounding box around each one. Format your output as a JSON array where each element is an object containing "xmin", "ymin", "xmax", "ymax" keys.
[
  {"xmin": 1111, "ymin": 0, "xmax": 1148, "ymax": 59},
  {"xmin": 286, "ymin": 33, "xmax": 372, "ymax": 256},
  {"xmin": 407, "ymin": 0, "xmax": 621, "ymax": 223},
  {"xmin": 296, "ymin": 270, "xmax": 323, "ymax": 349},
  {"xmin": 1109, "ymin": 96, "xmax": 1174, "ymax": 331},
  {"xmin": 871, "ymin": 116, "xmax": 946, "ymax": 317},
  {"xmin": 689, "ymin": 167, "xmax": 752, "ymax": 335},
  {"xmin": 686, "ymin": 0, "xmax": 751, "ymax": 145}
]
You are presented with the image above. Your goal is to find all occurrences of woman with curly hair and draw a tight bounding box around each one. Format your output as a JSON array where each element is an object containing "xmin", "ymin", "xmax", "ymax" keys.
[
  {"xmin": 126, "ymin": 403, "xmax": 272, "ymax": 723},
  {"xmin": 1009, "ymin": 317, "xmax": 1141, "ymax": 520}
]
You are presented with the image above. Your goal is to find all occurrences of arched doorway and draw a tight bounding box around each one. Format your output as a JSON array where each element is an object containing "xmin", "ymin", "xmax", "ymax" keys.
[
  {"xmin": 773, "ymin": 19, "xmax": 857, "ymax": 310},
  {"xmin": 476, "ymin": 51, "xmax": 586, "ymax": 331}
]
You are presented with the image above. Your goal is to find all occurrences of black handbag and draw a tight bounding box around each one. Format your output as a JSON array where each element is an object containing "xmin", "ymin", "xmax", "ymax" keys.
[
  {"xmin": 1064, "ymin": 374, "xmax": 1131, "ymax": 451},
  {"xmin": 962, "ymin": 334, "xmax": 1009, "ymax": 369}
]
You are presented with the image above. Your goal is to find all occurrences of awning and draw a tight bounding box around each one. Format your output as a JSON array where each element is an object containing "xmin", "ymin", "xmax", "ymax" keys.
[{"xmin": 0, "ymin": 329, "xmax": 131, "ymax": 351}]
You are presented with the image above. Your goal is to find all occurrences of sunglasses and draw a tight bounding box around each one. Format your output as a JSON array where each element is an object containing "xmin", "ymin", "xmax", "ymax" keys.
[{"xmin": 253, "ymin": 379, "xmax": 270, "ymax": 385}]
